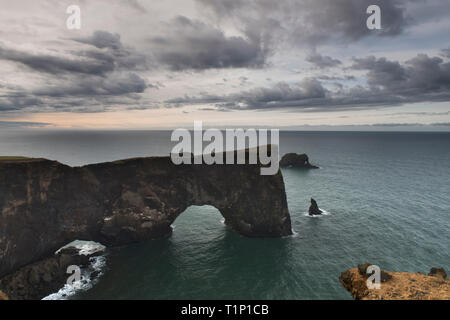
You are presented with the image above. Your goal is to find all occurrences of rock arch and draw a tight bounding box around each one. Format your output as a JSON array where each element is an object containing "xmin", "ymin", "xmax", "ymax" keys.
[{"xmin": 0, "ymin": 156, "xmax": 291, "ymax": 277}]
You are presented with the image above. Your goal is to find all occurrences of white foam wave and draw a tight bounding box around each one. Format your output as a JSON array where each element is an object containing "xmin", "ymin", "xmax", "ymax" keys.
[
  {"xmin": 43, "ymin": 241, "xmax": 107, "ymax": 300},
  {"xmin": 303, "ymin": 208, "xmax": 331, "ymax": 218},
  {"xmin": 289, "ymin": 229, "xmax": 299, "ymax": 237}
]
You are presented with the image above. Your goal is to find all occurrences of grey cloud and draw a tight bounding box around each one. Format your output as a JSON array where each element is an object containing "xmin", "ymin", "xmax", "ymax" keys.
[
  {"xmin": 197, "ymin": 0, "xmax": 411, "ymax": 46},
  {"xmin": 0, "ymin": 44, "xmax": 114, "ymax": 76},
  {"xmin": 317, "ymin": 75, "xmax": 356, "ymax": 81},
  {"xmin": 33, "ymin": 73, "xmax": 148, "ymax": 97},
  {"xmin": 73, "ymin": 31, "xmax": 123, "ymax": 50},
  {"xmin": 150, "ymin": 16, "xmax": 267, "ymax": 70},
  {"xmin": 166, "ymin": 79, "xmax": 329, "ymax": 110},
  {"xmin": 0, "ymin": 31, "xmax": 153, "ymax": 113},
  {"xmin": 0, "ymin": 31, "xmax": 149, "ymax": 76},
  {"xmin": 72, "ymin": 31, "xmax": 149, "ymax": 71},
  {"xmin": 0, "ymin": 94, "xmax": 44, "ymax": 112},
  {"xmin": 306, "ymin": 52, "xmax": 342, "ymax": 68},
  {"xmin": 352, "ymin": 54, "xmax": 450, "ymax": 99},
  {"xmin": 166, "ymin": 53, "xmax": 450, "ymax": 112},
  {"xmin": 388, "ymin": 111, "xmax": 450, "ymax": 116}
]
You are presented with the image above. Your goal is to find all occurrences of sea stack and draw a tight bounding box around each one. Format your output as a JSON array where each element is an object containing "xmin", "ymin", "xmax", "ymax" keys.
[
  {"xmin": 308, "ymin": 198, "xmax": 323, "ymax": 216},
  {"xmin": 279, "ymin": 153, "xmax": 319, "ymax": 169}
]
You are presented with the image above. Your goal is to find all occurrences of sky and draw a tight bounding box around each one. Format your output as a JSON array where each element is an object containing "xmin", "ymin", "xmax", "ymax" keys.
[{"xmin": 0, "ymin": 0, "xmax": 449, "ymax": 130}]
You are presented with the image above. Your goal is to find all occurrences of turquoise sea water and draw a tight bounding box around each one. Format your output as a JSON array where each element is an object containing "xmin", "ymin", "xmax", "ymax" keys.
[{"xmin": 1, "ymin": 130, "xmax": 449, "ymax": 299}]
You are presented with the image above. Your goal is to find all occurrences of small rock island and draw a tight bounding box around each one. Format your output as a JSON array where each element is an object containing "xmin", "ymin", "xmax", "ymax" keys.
[
  {"xmin": 308, "ymin": 198, "xmax": 323, "ymax": 216},
  {"xmin": 279, "ymin": 153, "xmax": 319, "ymax": 169}
]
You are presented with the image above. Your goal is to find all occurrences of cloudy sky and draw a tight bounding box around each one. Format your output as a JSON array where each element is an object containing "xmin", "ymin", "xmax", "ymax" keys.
[{"xmin": 0, "ymin": 0, "xmax": 449, "ymax": 130}]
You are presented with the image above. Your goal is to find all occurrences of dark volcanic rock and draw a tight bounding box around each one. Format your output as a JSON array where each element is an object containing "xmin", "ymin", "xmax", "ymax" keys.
[
  {"xmin": 358, "ymin": 263, "xmax": 373, "ymax": 275},
  {"xmin": 279, "ymin": 153, "xmax": 318, "ymax": 168},
  {"xmin": 308, "ymin": 198, "xmax": 323, "ymax": 216},
  {"xmin": 357, "ymin": 263, "xmax": 392, "ymax": 282},
  {"xmin": 0, "ymin": 153, "xmax": 292, "ymax": 279},
  {"xmin": 428, "ymin": 267, "xmax": 447, "ymax": 279},
  {"xmin": 0, "ymin": 247, "xmax": 100, "ymax": 300}
]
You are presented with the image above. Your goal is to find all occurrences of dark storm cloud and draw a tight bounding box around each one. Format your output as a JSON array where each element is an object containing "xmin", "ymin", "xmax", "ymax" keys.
[
  {"xmin": 33, "ymin": 73, "xmax": 148, "ymax": 97},
  {"xmin": 0, "ymin": 31, "xmax": 149, "ymax": 76},
  {"xmin": 166, "ymin": 79, "xmax": 330, "ymax": 110},
  {"xmin": 306, "ymin": 52, "xmax": 342, "ymax": 68},
  {"xmin": 150, "ymin": 16, "xmax": 267, "ymax": 70},
  {"xmin": 352, "ymin": 54, "xmax": 450, "ymax": 98},
  {"xmin": 0, "ymin": 94, "xmax": 44, "ymax": 112},
  {"xmin": 0, "ymin": 31, "xmax": 153, "ymax": 112},
  {"xmin": 197, "ymin": 0, "xmax": 411, "ymax": 46},
  {"xmin": 0, "ymin": 43, "xmax": 115, "ymax": 76},
  {"xmin": 166, "ymin": 53, "xmax": 450, "ymax": 112},
  {"xmin": 73, "ymin": 31, "xmax": 123, "ymax": 50},
  {"xmin": 72, "ymin": 31, "xmax": 149, "ymax": 71}
]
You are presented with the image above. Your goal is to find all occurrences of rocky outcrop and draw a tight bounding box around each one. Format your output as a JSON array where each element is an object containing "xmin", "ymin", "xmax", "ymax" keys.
[
  {"xmin": 429, "ymin": 267, "xmax": 447, "ymax": 279},
  {"xmin": 340, "ymin": 265, "xmax": 450, "ymax": 300},
  {"xmin": 0, "ymin": 154, "xmax": 291, "ymax": 278},
  {"xmin": 0, "ymin": 247, "xmax": 103, "ymax": 300},
  {"xmin": 308, "ymin": 198, "xmax": 323, "ymax": 216},
  {"xmin": 279, "ymin": 153, "xmax": 318, "ymax": 169}
]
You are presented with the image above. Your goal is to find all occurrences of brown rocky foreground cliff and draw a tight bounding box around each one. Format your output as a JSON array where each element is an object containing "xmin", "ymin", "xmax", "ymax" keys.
[
  {"xmin": 340, "ymin": 264, "xmax": 449, "ymax": 300},
  {"xmin": 0, "ymin": 152, "xmax": 291, "ymax": 281}
]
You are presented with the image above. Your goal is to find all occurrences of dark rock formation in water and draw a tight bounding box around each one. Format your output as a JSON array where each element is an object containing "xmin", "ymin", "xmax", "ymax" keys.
[
  {"xmin": 428, "ymin": 267, "xmax": 447, "ymax": 279},
  {"xmin": 340, "ymin": 265, "xmax": 449, "ymax": 300},
  {"xmin": 0, "ymin": 155, "xmax": 291, "ymax": 278},
  {"xmin": 279, "ymin": 153, "xmax": 319, "ymax": 169},
  {"xmin": 308, "ymin": 198, "xmax": 323, "ymax": 216},
  {"xmin": 0, "ymin": 247, "xmax": 102, "ymax": 300}
]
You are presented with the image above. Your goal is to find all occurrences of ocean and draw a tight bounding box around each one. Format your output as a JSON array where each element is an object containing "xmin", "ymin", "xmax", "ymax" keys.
[{"xmin": 1, "ymin": 130, "xmax": 449, "ymax": 299}]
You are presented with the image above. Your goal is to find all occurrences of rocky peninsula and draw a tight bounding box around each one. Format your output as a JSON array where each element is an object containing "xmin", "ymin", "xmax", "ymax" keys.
[
  {"xmin": 0, "ymin": 153, "xmax": 292, "ymax": 290},
  {"xmin": 340, "ymin": 264, "xmax": 449, "ymax": 300}
]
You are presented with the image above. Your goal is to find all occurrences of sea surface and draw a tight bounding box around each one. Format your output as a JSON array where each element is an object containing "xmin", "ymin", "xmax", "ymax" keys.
[{"xmin": 1, "ymin": 130, "xmax": 449, "ymax": 299}]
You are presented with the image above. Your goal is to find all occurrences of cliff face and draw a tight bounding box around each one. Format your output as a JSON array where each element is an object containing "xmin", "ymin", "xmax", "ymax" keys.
[
  {"xmin": 0, "ymin": 156, "xmax": 291, "ymax": 278},
  {"xmin": 340, "ymin": 266, "xmax": 450, "ymax": 300}
]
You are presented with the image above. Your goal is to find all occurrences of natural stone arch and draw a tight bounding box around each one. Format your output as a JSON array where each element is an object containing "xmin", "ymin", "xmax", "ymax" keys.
[{"xmin": 0, "ymin": 156, "xmax": 291, "ymax": 277}]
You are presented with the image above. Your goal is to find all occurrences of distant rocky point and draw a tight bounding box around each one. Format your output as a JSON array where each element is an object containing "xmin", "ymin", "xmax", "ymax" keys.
[
  {"xmin": 279, "ymin": 153, "xmax": 318, "ymax": 169},
  {"xmin": 340, "ymin": 264, "xmax": 449, "ymax": 300}
]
